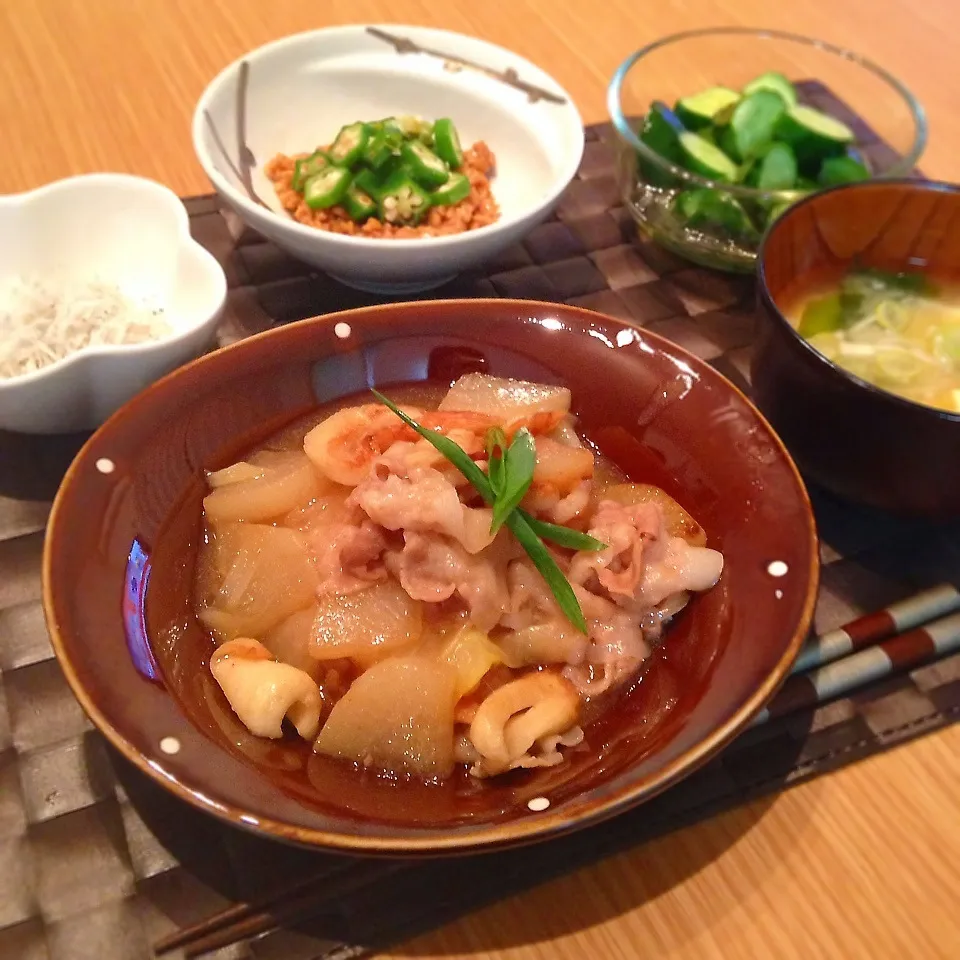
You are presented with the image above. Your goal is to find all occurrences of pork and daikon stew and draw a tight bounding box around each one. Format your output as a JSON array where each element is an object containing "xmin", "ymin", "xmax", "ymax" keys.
[{"xmin": 195, "ymin": 374, "xmax": 724, "ymax": 782}]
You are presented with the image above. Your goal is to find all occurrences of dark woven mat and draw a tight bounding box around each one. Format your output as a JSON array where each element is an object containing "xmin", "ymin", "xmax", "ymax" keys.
[{"xmin": 1, "ymin": 87, "xmax": 959, "ymax": 959}]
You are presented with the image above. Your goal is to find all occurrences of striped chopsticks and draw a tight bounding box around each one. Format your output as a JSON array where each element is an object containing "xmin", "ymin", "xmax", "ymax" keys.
[
  {"xmin": 154, "ymin": 860, "xmax": 405, "ymax": 957},
  {"xmin": 752, "ymin": 583, "xmax": 960, "ymax": 727}
]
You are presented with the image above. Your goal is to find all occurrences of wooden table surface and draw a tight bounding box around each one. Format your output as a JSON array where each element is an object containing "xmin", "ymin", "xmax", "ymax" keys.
[{"xmin": 2, "ymin": 1, "xmax": 958, "ymax": 958}]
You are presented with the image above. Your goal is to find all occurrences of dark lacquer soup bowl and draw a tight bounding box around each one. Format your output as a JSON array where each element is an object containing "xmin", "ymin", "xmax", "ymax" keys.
[
  {"xmin": 43, "ymin": 300, "xmax": 818, "ymax": 856},
  {"xmin": 754, "ymin": 179, "xmax": 960, "ymax": 518}
]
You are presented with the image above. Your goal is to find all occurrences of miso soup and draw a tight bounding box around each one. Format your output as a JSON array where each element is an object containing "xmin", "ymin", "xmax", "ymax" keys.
[{"xmin": 785, "ymin": 266, "xmax": 960, "ymax": 413}]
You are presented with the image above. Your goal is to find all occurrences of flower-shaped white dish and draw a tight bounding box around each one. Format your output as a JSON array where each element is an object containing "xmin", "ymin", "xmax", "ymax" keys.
[
  {"xmin": 192, "ymin": 24, "xmax": 585, "ymax": 294},
  {"xmin": 0, "ymin": 174, "xmax": 227, "ymax": 434}
]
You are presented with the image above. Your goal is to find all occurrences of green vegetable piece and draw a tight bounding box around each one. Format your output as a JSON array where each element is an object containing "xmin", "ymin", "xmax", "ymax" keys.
[
  {"xmin": 778, "ymin": 105, "xmax": 856, "ymax": 146},
  {"xmin": 842, "ymin": 267, "xmax": 936, "ymax": 302},
  {"xmin": 818, "ymin": 155, "xmax": 870, "ymax": 187},
  {"xmin": 432, "ymin": 118, "xmax": 465, "ymax": 169},
  {"xmin": 521, "ymin": 516, "xmax": 606, "ymax": 552},
  {"xmin": 353, "ymin": 156, "xmax": 409, "ymax": 202},
  {"xmin": 378, "ymin": 117, "xmax": 403, "ymax": 132},
  {"xmin": 726, "ymin": 90, "xmax": 787, "ymax": 161},
  {"xmin": 371, "ymin": 390, "xmax": 595, "ymax": 633},
  {"xmin": 510, "ymin": 520, "xmax": 588, "ymax": 633},
  {"xmin": 377, "ymin": 153, "xmax": 409, "ymax": 181},
  {"xmin": 717, "ymin": 125, "xmax": 738, "ymax": 160},
  {"xmin": 734, "ymin": 157, "xmax": 757, "ymax": 184},
  {"xmin": 377, "ymin": 114, "xmax": 434, "ymax": 147},
  {"xmin": 430, "ymin": 171, "xmax": 470, "ymax": 207},
  {"xmin": 747, "ymin": 142, "xmax": 798, "ymax": 190},
  {"xmin": 400, "ymin": 139, "xmax": 449, "ymax": 188},
  {"xmin": 891, "ymin": 270, "xmax": 936, "ymax": 296},
  {"xmin": 292, "ymin": 151, "xmax": 330, "ymax": 192},
  {"xmin": 363, "ymin": 126, "xmax": 399, "ymax": 169},
  {"xmin": 376, "ymin": 170, "xmax": 431, "ymax": 225},
  {"xmin": 490, "ymin": 428, "xmax": 536, "ymax": 535},
  {"xmin": 675, "ymin": 189, "xmax": 702, "ymax": 221},
  {"xmin": 374, "ymin": 117, "xmax": 407, "ymax": 145},
  {"xmin": 488, "ymin": 456, "xmax": 505, "ymax": 496},
  {"xmin": 712, "ymin": 101, "xmax": 740, "ymax": 128},
  {"xmin": 485, "ymin": 427, "xmax": 508, "ymax": 497},
  {"xmin": 941, "ymin": 327, "xmax": 960, "ymax": 362},
  {"xmin": 353, "ymin": 167, "xmax": 385, "ymax": 201},
  {"xmin": 638, "ymin": 102, "xmax": 686, "ymax": 186},
  {"xmin": 650, "ymin": 100, "xmax": 686, "ymax": 135},
  {"xmin": 776, "ymin": 105, "xmax": 855, "ymax": 170},
  {"xmin": 743, "ymin": 71, "xmax": 798, "ymax": 107},
  {"xmin": 413, "ymin": 122, "xmax": 434, "ymax": 147},
  {"xmin": 341, "ymin": 182, "xmax": 378, "ymax": 221},
  {"xmin": 674, "ymin": 187, "xmax": 755, "ymax": 237},
  {"xmin": 394, "ymin": 115, "xmax": 433, "ymax": 139},
  {"xmin": 328, "ymin": 122, "xmax": 370, "ymax": 167},
  {"xmin": 678, "ymin": 131, "xmax": 740, "ymax": 182},
  {"xmin": 302, "ymin": 166, "xmax": 352, "ymax": 210},
  {"xmin": 674, "ymin": 86, "xmax": 741, "ymax": 130},
  {"xmin": 798, "ymin": 293, "xmax": 845, "ymax": 338},
  {"xmin": 764, "ymin": 199, "xmax": 795, "ymax": 226}
]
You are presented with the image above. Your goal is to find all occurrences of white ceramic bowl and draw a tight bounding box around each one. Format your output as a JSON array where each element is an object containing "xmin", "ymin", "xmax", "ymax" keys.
[
  {"xmin": 0, "ymin": 174, "xmax": 227, "ymax": 435},
  {"xmin": 192, "ymin": 24, "xmax": 585, "ymax": 294}
]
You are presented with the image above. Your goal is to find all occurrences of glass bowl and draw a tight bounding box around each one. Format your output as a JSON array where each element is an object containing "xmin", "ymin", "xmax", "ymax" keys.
[{"xmin": 607, "ymin": 27, "xmax": 927, "ymax": 272}]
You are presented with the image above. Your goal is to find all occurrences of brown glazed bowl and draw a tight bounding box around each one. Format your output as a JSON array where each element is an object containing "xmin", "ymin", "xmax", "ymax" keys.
[
  {"xmin": 754, "ymin": 179, "xmax": 960, "ymax": 518},
  {"xmin": 44, "ymin": 300, "xmax": 818, "ymax": 856}
]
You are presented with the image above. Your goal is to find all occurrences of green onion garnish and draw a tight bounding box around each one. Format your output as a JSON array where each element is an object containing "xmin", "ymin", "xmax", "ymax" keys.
[
  {"xmin": 488, "ymin": 426, "xmax": 535, "ymax": 535},
  {"xmin": 485, "ymin": 426, "xmax": 507, "ymax": 499},
  {"xmin": 521, "ymin": 515, "xmax": 607, "ymax": 552},
  {"xmin": 372, "ymin": 390, "xmax": 606, "ymax": 633}
]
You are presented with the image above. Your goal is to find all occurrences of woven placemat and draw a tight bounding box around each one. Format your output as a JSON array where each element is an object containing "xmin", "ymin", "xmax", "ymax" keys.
[{"xmin": 1, "ymin": 86, "xmax": 959, "ymax": 959}]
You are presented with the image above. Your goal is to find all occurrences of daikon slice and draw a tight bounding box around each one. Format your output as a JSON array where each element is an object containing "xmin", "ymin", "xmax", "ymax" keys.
[
  {"xmin": 314, "ymin": 656, "xmax": 458, "ymax": 778},
  {"xmin": 261, "ymin": 606, "xmax": 322, "ymax": 682},
  {"xmin": 281, "ymin": 486, "xmax": 353, "ymax": 535},
  {"xmin": 599, "ymin": 483, "xmax": 707, "ymax": 547},
  {"xmin": 498, "ymin": 621, "xmax": 588, "ymax": 667},
  {"xmin": 439, "ymin": 373, "xmax": 571, "ymax": 421},
  {"xmin": 204, "ymin": 450, "xmax": 327, "ymax": 524},
  {"xmin": 194, "ymin": 526, "xmax": 242, "ymax": 612},
  {"xmin": 549, "ymin": 417, "xmax": 584, "ymax": 448},
  {"xmin": 311, "ymin": 579, "xmax": 423, "ymax": 666},
  {"xmin": 531, "ymin": 436, "xmax": 595, "ymax": 492},
  {"xmin": 441, "ymin": 626, "xmax": 506, "ymax": 699},
  {"xmin": 207, "ymin": 461, "xmax": 264, "ymax": 488},
  {"xmin": 196, "ymin": 523, "xmax": 317, "ymax": 642}
]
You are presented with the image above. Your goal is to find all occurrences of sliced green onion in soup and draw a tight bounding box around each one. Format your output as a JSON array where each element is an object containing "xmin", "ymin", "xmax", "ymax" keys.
[
  {"xmin": 940, "ymin": 326, "xmax": 960, "ymax": 362},
  {"xmin": 873, "ymin": 346, "xmax": 938, "ymax": 384},
  {"xmin": 870, "ymin": 299, "xmax": 913, "ymax": 333},
  {"xmin": 807, "ymin": 331, "xmax": 842, "ymax": 361}
]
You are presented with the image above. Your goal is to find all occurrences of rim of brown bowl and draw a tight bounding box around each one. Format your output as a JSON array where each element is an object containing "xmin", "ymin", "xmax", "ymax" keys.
[
  {"xmin": 42, "ymin": 299, "xmax": 820, "ymax": 856},
  {"xmin": 757, "ymin": 177, "xmax": 960, "ymax": 426}
]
